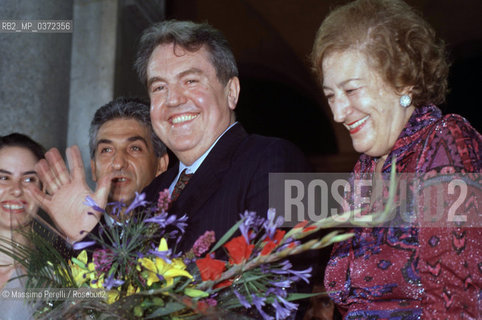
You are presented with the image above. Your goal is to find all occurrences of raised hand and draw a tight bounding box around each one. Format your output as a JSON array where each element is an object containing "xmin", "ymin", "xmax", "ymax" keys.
[{"xmin": 26, "ymin": 146, "xmax": 113, "ymax": 243}]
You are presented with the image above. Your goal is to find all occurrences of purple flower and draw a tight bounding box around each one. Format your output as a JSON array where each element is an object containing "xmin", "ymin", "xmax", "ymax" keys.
[
  {"xmin": 145, "ymin": 212, "xmax": 188, "ymax": 235},
  {"xmin": 144, "ymin": 212, "xmax": 170, "ymax": 226},
  {"xmin": 93, "ymin": 249, "xmax": 114, "ymax": 273},
  {"xmin": 103, "ymin": 274, "xmax": 124, "ymax": 291},
  {"xmin": 107, "ymin": 201, "xmax": 125, "ymax": 218},
  {"xmin": 84, "ymin": 196, "xmax": 105, "ymax": 213},
  {"xmin": 148, "ymin": 246, "xmax": 172, "ymax": 264},
  {"xmin": 73, "ymin": 240, "xmax": 96, "ymax": 250},
  {"xmin": 251, "ymin": 294, "xmax": 273, "ymax": 320},
  {"xmin": 272, "ymin": 280, "xmax": 292, "ymax": 288},
  {"xmin": 277, "ymin": 296, "xmax": 298, "ymax": 311},
  {"xmin": 266, "ymin": 287, "xmax": 286, "ymax": 297},
  {"xmin": 273, "ymin": 296, "xmax": 298, "ymax": 320},
  {"xmin": 175, "ymin": 214, "xmax": 188, "ymax": 233},
  {"xmin": 271, "ymin": 260, "xmax": 292, "ymax": 274},
  {"xmin": 269, "ymin": 261, "xmax": 312, "ymax": 284},
  {"xmin": 183, "ymin": 257, "xmax": 195, "ymax": 265},
  {"xmin": 192, "ymin": 231, "xmax": 216, "ymax": 257},
  {"xmin": 272, "ymin": 299, "xmax": 290, "ymax": 320},
  {"xmin": 234, "ymin": 289, "xmax": 251, "ymax": 308},
  {"xmin": 169, "ymin": 230, "xmax": 181, "ymax": 239},
  {"xmin": 205, "ymin": 298, "xmax": 217, "ymax": 307},
  {"xmin": 288, "ymin": 267, "xmax": 312, "ymax": 284},
  {"xmin": 263, "ymin": 209, "xmax": 284, "ymax": 239},
  {"xmin": 239, "ymin": 211, "xmax": 264, "ymax": 243},
  {"xmin": 260, "ymin": 264, "xmax": 270, "ymax": 274},
  {"xmin": 239, "ymin": 211, "xmax": 255, "ymax": 243},
  {"xmin": 124, "ymin": 192, "xmax": 149, "ymax": 216}
]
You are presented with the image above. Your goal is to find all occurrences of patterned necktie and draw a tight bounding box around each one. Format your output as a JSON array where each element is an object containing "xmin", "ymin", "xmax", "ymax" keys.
[{"xmin": 171, "ymin": 169, "xmax": 193, "ymax": 202}]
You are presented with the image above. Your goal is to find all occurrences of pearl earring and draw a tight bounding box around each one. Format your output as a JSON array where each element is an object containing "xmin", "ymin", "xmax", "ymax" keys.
[{"xmin": 399, "ymin": 95, "xmax": 411, "ymax": 108}]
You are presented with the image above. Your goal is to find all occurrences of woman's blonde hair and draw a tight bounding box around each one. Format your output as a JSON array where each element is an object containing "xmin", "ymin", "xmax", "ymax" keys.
[{"xmin": 311, "ymin": 0, "xmax": 449, "ymax": 107}]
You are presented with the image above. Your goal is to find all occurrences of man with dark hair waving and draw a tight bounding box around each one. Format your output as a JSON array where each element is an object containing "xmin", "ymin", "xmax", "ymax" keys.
[
  {"xmin": 29, "ymin": 97, "xmax": 168, "ymax": 240},
  {"xmin": 88, "ymin": 97, "xmax": 168, "ymax": 213}
]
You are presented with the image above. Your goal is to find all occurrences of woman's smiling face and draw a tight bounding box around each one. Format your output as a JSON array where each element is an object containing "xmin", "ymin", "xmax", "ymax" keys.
[
  {"xmin": 0, "ymin": 146, "xmax": 40, "ymax": 229},
  {"xmin": 322, "ymin": 50, "xmax": 414, "ymax": 160}
]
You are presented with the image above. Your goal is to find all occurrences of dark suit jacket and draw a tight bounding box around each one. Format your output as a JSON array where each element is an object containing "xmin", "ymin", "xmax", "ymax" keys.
[{"xmin": 143, "ymin": 123, "xmax": 311, "ymax": 252}]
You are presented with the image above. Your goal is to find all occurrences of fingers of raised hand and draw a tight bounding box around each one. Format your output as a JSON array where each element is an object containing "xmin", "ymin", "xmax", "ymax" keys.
[
  {"xmin": 24, "ymin": 182, "xmax": 52, "ymax": 209},
  {"xmin": 35, "ymin": 157, "xmax": 62, "ymax": 194},
  {"xmin": 66, "ymin": 145, "xmax": 86, "ymax": 181},
  {"xmin": 93, "ymin": 171, "xmax": 115, "ymax": 209},
  {"xmin": 46, "ymin": 147, "xmax": 72, "ymax": 186}
]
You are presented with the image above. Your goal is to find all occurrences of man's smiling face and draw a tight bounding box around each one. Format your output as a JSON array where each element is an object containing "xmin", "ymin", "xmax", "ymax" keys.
[{"xmin": 147, "ymin": 43, "xmax": 239, "ymax": 165}]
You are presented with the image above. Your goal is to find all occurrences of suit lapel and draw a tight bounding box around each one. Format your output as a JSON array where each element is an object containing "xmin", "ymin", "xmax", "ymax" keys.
[
  {"xmin": 170, "ymin": 124, "xmax": 248, "ymax": 219},
  {"xmin": 144, "ymin": 163, "xmax": 179, "ymax": 204},
  {"xmin": 161, "ymin": 164, "xmax": 180, "ymax": 189}
]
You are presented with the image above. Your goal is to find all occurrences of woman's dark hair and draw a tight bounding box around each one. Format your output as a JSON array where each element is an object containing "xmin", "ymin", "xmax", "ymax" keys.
[
  {"xmin": 0, "ymin": 133, "xmax": 45, "ymax": 161},
  {"xmin": 311, "ymin": 0, "xmax": 449, "ymax": 107}
]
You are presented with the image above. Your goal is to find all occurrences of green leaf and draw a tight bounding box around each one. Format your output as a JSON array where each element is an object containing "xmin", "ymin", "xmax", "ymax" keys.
[
  {"xmin": 145, "ymin": 302, "xmax": 186, "ymax": 318},
  {"xmin": 286, "ymin": 292, "xmax": 323, "ymax": 301},
  {"xmin": 71, "ymin": 257, "xmax": 87, "ymax": 269},
  {"xmin": 330, "ymin": 233, "xmax": 355, "ymax": 244},
  {"xmin": 209, "ymin": 218, "xmax": 244, "ymax": 253},
  {"xmin": 184, "ymin": 288, "xmax": 209, "ymax": 298},
  {"xmin": 237, "ymin": 274, "xmax": 267, "ymax": 283}
]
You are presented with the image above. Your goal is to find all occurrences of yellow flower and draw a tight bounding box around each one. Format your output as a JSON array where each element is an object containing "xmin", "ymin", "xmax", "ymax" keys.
[
  {"xmin": 127, "ymin": 283, "xmax": 140, "ymax": 296},
  {"xmin": 70, "ymin": 250, "xmax": 90, "ymax": 286},
  {"xmin": 106, "ymin": 289, "xmax": 120, "ymax": 304},
  {"xmin": 87, "ymin": 262, "xmax": 96, "ymax": 272},
  {"xmin": 138, "ymin": 238, "xmax": 193, "ymax": 287},
  {"xmin": 89, "ymin": 273, "xmax": 105, "ymax": 289}
]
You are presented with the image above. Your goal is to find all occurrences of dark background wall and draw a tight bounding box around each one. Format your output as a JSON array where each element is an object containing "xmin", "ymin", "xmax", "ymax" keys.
[{"xmin": 113, "ymin": 0, "xmax": 482, "ymax": 172}]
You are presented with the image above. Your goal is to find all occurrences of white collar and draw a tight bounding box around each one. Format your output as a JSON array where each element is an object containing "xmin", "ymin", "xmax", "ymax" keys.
[{"xmin": 169, "ymin": 122, "xmax": 237, "ymax": 194}]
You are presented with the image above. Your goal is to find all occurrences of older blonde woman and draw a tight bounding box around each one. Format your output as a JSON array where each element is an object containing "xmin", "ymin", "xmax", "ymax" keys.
[{"xmin": 311, "ymin": 0, "xmax": 481, "ymax": 318}]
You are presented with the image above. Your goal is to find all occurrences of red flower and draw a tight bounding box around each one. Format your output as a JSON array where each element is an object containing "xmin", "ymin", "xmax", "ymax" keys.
[
  {"xmin": 196, "ymin": 255, "xmax": 226, "ymax": 281},
  {"xmin": 293, "ymin": 220, "xmax": 309, "ymax": 229},
  {"xmin": 261, "ymin": 241, "xmax": 277, "ymax": 256},
  {"xmin": 273, "ymin": 229, "xmax": 286, "ymax": 242},
  {"xmin": 224, "ymin": 235, "xmax": 254, "ymax": 264},
  {"xmin": 261, "ymin": 229, "xmax": 286, "ymax": 256},
  {"xmin": 196, "ymin": 298, "xmax": 218, "ymax": 313},
  {"xmin": 196, "ymin": 301, "xmax": 209, "ymax": 313},
  {"xmin": 214, "ymin": 279, "xmax": 233, "ymax": 289},
  {"xmin": 293, "ymin": 220, "xmax": 317, "ymax": 233},
  {"xmin": 303, "ymin": 226, "xmax": 317, "ymax": 232}
]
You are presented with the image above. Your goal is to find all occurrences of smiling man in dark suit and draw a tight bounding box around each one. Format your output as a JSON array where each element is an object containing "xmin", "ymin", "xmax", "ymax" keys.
[
  {"xmin": 29, "ymin": 20, "xmax": 310, "ymax": 252},
  {"xmin": 135, "ymin": 20, "xmax": 311, "ymax": 250}
]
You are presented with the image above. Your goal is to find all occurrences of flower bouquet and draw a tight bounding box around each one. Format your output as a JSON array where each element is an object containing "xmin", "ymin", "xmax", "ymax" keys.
[
  {"xmin": 1, "ymin": 160, "xmax": 401, "ymax": 319},
  {"xmin": 0, "ymin": 186, "xmax": 361, "ymax": 320}
]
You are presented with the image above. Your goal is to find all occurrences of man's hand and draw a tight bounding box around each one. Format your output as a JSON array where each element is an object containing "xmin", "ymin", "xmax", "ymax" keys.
[{"xmin": 26, "ymin": 146, "xmax": 113, "ymax": 243}]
